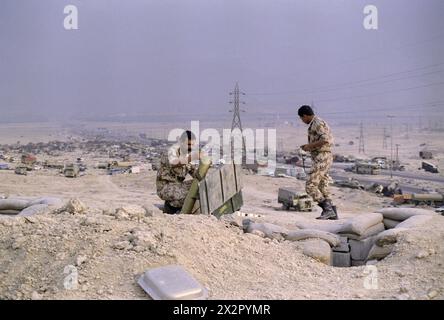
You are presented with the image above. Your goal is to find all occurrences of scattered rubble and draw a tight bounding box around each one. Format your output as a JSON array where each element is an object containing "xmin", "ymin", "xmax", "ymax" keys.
[{"xmin": 56, "ymin": 198, "xmax": 88, "ymax": 215}]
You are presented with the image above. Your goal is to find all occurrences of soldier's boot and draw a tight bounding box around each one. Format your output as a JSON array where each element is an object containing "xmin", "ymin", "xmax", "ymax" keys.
[
  {"xmin": 163, "ymin": 201, "xmax": 181, "ymax": 215},
  {"xmin": 316, "ymin": 199, "xmax": 337, "ymax": 220},
  {"xmin": 330, "ymin": 203, "xmax": 339, "ymax": 220}
]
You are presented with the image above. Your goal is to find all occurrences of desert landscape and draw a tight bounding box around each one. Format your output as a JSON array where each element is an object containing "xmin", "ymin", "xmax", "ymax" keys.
[
  {"xmin": 0, "ymin": 121, "xmax": 443, "ymax": 300},
  {"xmin": 1, "ymin": 0, "xmax": 443, "ymax": 302}
]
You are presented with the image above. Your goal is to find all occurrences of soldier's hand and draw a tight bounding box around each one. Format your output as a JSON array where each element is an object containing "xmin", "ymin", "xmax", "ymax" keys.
[
  {"xmin": 301, "ymin": 144, "xmax": 311, "ymax": 152},
  {"xmin": 189, "ymin": 150, "xmax": 204, "ymax": 162}
]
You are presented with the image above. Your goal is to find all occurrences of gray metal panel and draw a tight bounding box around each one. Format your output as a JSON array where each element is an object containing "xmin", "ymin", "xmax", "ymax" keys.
[
  {"xmin": 137, "ymin": 265, "xmax": 208, "ymax": 300},
  {"xmin": 198, "ymin": 180, "xmax": 209, "ymax": 215},
  {"xmin": 234, "ymin": 164, "xmax": 243, "ymax": 191},
  {"xmin": 221, "ymin": 165, "xmax": 237, "ymax": 202},
  {"xmin": 206, "ymin": 170, "xmax": 223, "ymax": 213}
]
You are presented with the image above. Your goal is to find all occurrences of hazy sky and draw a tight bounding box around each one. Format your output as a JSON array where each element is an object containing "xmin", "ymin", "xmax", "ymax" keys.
[{"xmin": 1, "ymin": 0, "xmax": 443, "ymax": 122}]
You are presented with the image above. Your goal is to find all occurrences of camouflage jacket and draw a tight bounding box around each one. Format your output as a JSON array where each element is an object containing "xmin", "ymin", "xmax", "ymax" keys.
[
  {"xmin": 308, "ymin": 116, "xmax": 333, "ymax": 154},
  {"xmin": 156, "ymin": 145, "xmax": 197, "ymax": 192}
]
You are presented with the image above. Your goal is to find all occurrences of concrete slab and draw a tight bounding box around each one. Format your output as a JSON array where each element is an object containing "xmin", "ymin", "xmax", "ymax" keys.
[
  {"xmin": 349, "ymin": 236, "xmax": 376, "ymax": 261},
  {"xmin": 332, "ymin": 251, "xmax": 351, "ymax": 267},
  {"xmin": 351, "ymin": 260, "xmax": 366, "ymax": 267}
]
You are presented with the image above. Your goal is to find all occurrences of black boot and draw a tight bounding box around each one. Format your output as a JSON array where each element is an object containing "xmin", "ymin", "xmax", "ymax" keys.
[
  {"xmin": 163, "ymin": 201, "xmax": 181, "ymax": 214},
  {"xmin": 316, "ymin": 199, "xmax": 337, "ymax": 220},
  {"xmin": 330, "ymin": 204, "xmax": 339, "ymax": 220}
]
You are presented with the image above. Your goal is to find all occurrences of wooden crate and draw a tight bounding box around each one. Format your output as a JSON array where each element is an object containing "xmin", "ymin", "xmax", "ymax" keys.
[{"xmin": 198, "ymin": 164, "xmax": 243, "ymax": 216}]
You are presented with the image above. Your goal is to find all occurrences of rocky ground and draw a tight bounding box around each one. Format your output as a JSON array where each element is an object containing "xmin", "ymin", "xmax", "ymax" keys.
[{"xmin": 0, "ymin": 170, "xmax": 443, "ymax": 300}]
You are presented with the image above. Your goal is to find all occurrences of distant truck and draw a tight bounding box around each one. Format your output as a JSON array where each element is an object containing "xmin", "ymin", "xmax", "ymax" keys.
[
  {"xmin": 422, "ymin": 161, "xmax": 439, "ymax": 173},
  {"xmin": 419, "ymin": 151, "xmax": 433, "ymax": 160},
  {"xmin": 352, "ymin": 162, "xmax": 380, "ymax": 175},
  {"xmin": 15, "ymin": 165, "xmax": 28, "ymax": 176},
  {"xmin": 278, "ymin": 187, "xmax": 313, "ymax": 212},
  {"xmin": 21, "ymin": 153, "xmax": 36, "ymax": 166},
  {"xmin": 64, "ymin": 164, "xmax": 80, "ymax": 178},
  {"xmin": 43, "ymin": 160, "xmax": 64, "ymax": 170}
]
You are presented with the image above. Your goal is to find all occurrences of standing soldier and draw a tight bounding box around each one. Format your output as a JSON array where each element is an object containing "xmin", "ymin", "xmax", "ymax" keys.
[
  {"xmin": 298, "ymin": 105, "xmax": 338, "ymax": 220},
  {"xmin": 156, "ymin": 130, "xmax": 201, "ymax": 214}
]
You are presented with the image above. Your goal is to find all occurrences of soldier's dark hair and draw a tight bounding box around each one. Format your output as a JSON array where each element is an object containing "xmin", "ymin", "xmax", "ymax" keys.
[
  {"xmin": 298, "ymin": 105, "xmax": 314, "ymax": 117},
  {"xmin": 180, "ymin": 130, "xmax": 196, "ymax": 142}
]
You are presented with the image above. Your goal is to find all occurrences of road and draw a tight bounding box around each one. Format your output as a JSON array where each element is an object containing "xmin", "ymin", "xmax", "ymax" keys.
[
  {"xmin": 330, "ymin": 163, "xmax": 444, "ymax": 184},
  {"xmin": 329, "ymin": 172, "xmax": 425, "ymax": 194},
  {"xmin": 294, "ymin": 162, "xmax": 439, "ymax": 193}
]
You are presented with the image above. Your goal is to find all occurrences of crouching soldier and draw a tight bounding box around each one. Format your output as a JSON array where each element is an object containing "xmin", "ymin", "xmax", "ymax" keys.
[{"xmin": 156, "ymin": 130, "xmax": 201, "ymax": 214}]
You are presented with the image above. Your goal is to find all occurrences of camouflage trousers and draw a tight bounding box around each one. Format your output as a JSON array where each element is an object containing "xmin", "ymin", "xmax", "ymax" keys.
[
  {"xmin": 157, "ymin": 180, "xmax": 193, "ymax": 208},
  {"xmin": 306, "ymin": 152, "xmax": 333, "ymax": 203}
]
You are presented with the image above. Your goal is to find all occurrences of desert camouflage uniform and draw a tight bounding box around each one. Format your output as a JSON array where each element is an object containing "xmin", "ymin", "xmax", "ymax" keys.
[
  {"xmin": 306, "ymin": 116, "xmax": 334, "ymax": 203},
  {"xmin": 156, "ymin": 145, "xmax": 197, "ymax": 208}
]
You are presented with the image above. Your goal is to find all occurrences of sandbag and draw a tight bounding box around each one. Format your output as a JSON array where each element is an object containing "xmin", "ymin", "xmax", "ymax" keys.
[
  {"xmin": 295, "ymin": 221, "xmax": 347, "ymax": 234},
  {"xmin": 0, "ymin": 199, "xmax": 31, "ymax": 211},
  {"xmin": 339, "ymin": 222, "xmax": 385, "ymax": 240},
  {"xmin": 302, "ymin": 239, "xmax": 332, "ymax": 265},
  {"xmin": 343, "ymin": 213, "xmax": 383, "ymax": 236},
  {"xmin": 18, "ymin": 204, "xmax": 49, "ymax": 217},
  {"xmin": 0, "ymin": 209, "xmax": 21, "ymax": 215},
  {"xmin": 285, "ymin": 229, "xmax": 340, "ymax": 247},
  {"xmin": 243, "ymin": 220, "xmax": 289, "ymax": 239},
  {"xmin": 29, "ymin": 197, "xmax": 63, "ymax": 206},
  {"xmin": 376, "ymin": 208, "xmax": 436, "ymax": 221},
  {"xmin": 367, "ymin": 244, "xmax": 394, "ymax": 260},
  {"xmin": 396, "ymin": 215, "xmax": 434, "ymax": 229},
  {"xmin": 375, "ymin": 228, "xmax": 408, "ymax": 246},
  {"xmin": 296, "ymin": 213, "xmax": 383, "ymax": 237},
  {"xmin": 383, "ymin": 218, "xmax": 400, "ymax": 229}
]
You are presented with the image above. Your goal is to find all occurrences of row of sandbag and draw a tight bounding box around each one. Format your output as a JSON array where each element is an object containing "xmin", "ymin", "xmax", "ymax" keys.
[
  {"xmin": 242, "ymin": 213, "xmax": 388, "ymax": 246},
  {"xmin": 294, "ymin": 212, "xmax": 385, "ymax": 241},
  {"xmin": 242, "ymin": 219, "xmax": 342, "ymax": 247},
  {"xmin": 366, "ymin": 208, "xmax": 436, "ymax": 260},
  {"xmin": 242, "ymin": 207, "xmax": 438, "ymax": 263},
  {"xmin": 377, "ymin": 207, "xmax": 437, "ymax": 229},
  {"xmin": 0, "ymin": 197, "xmax": 62, "ymax": 216},
  {"xmin": 242, "ymin": 219, "xmax": 341, "ymax": 264}
]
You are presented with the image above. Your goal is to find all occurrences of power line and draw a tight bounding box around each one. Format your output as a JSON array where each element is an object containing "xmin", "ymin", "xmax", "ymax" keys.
[
  {"xmin": 315, "ymin": 81, "xmax": 444, "ymax": 103},
  {"xmin": 358, "ymin": 122, "xmax": 365, "ymax": 154},
  {"xmin": 248, "ymin": 99, "xmax": 444, "ymax": 116},
  {"xmin": 229, "ymin": 82, "xmax": 246, "ymax": 159},
  {"xmin": 248, "ymin": 62, "xmax": 444, "ymax": 97},
  {"xmin": 320, "ymin": 100, "xmax": 444, "ymax": 115},
  {"xmin": 229, "ymin": 82, "xmax": 245, "ymax": 132},
  {"xmin": 387, "ymin": 115, "xmax": 395, "ymax": 179}
]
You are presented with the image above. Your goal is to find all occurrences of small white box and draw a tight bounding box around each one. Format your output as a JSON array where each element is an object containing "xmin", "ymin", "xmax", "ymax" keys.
[{"xmin": 137, "ymin": 265, "xmax": 208, "ymax": 300}]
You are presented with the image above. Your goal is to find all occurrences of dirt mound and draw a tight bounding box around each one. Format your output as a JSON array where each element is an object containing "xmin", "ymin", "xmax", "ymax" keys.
[{"xmin": 0, "ymin": 206, "xmax": 443, "ymax": 300}]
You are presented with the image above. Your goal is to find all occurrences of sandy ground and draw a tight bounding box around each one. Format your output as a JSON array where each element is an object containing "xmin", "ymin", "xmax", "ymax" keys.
[
  {"xmin": 0, "ymin": 169, "xmax": 443, "ymax": 300},
  {"xmin": 0, "ymin": 122, "xmax": 443, "ymax": 300}
]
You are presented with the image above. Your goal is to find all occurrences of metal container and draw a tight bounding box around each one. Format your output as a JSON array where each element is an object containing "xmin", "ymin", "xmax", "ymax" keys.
[
  {"xmin": 137, "ymin": 265, "xmax": 208, "ymax": 300},
  {"xmin": 412, "ymin": 193, "xmax": 444, "ymax": 201}
]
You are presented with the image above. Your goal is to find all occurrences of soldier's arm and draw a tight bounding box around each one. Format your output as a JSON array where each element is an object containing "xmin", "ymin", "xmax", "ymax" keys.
[
  {"xmin": 308, "ymin": 140, "xmax": 328, "ymax": 150},
  {"xmin": 305, "ymin": 122, "xmax": 333, "ymax": 151}
]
